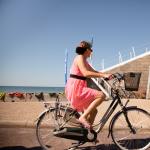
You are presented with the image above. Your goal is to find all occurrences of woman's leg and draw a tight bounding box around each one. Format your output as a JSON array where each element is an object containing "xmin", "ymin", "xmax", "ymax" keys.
[
  {"xmin": 87, "ymin": 108, "xmax": 98, "ymax": 124},
  {"xmin": 79, "ymin": 92, "xmax": 105, "ymax": 128}
]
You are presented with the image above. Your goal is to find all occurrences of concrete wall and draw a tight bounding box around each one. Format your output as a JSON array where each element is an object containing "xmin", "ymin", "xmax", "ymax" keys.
[{"xmin": 146, "ymin": 66, "xmax": 150, "ymax": 99}]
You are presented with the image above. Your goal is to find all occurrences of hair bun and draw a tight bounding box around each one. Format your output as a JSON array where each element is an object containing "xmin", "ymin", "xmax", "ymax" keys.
[
  {"xmin": 80, "ymin": 41, "xmax": 92, "ymax": 49},
  {"xmin": 76, "ymin": 47, "xmax": 87, "ymax": 55}
]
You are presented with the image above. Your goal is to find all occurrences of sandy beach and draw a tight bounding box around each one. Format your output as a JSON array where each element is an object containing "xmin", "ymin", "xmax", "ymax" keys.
[{"xmin": 0, "ymin": 92, "xmax": 66, "ymax": 102}]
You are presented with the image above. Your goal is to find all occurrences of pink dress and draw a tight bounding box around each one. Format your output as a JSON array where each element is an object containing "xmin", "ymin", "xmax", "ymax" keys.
[{"xmin": 65, "ymin": 57, "xmax": 100, "ymax": 112}]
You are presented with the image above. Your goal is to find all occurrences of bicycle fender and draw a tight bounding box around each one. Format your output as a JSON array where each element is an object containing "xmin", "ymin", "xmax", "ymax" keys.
[{"xmin": 108, "ymin": 106, "xmax": 137, "ymax": 137}]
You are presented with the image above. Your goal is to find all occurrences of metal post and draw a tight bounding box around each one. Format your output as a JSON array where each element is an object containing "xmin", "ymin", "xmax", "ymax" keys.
[
  {"xmin": 65, "ymin": 49, "xmax": 68, "ymax": 85},
  {"xmin": 101, "ymin": 59, "xmax": 104, "ymax": 70},
  {"xmin": 90, "ymin": 54, "xmax": 93, "ymax": 65},
  {"xmin": 132, "ymin": 47, "xmax": 135, "ymax": 57},
  {"xmin": 119, "ymin": 51, "xmax": 122, "ymax": 63},
  {"xmin": 130, "ymin": 52, "xmax": 132, "ymax": 59}
]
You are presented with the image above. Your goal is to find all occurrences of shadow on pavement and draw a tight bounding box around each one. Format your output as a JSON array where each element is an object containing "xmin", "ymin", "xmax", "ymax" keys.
[
  {"xmin": 78, "ymin": 143, "xmax": 118, "ymax": 150},
  {"xmin": 0, "ymin": 144, "xmax": 119, "ymax": 150},
  {"xmin": 0, "ymin": 146, "xmax": 42, "ymax": 150}
]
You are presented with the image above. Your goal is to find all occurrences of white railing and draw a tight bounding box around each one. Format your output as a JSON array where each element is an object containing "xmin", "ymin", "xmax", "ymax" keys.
[{"xmin": 100, "ymin": 48, "xmax": 150, "ymax": 70}]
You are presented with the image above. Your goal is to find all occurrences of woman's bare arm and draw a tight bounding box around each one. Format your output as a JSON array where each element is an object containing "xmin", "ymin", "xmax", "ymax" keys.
[{"xmin": 76, "ymin": 55, "xmax": 109, "ymax": 78}]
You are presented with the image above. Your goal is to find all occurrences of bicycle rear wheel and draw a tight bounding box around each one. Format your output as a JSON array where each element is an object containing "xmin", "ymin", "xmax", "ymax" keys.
[
  {"xmin": 111, "ymin": 107, "xmax": 150, "ymax": 150},
  {"xmin": 36, "ymin": 107, "xmax": 81, "ymax": 150}
]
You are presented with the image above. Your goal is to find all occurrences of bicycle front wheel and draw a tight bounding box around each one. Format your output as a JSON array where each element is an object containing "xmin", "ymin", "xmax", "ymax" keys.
[
  {"xmin": 36, "ymin": 107, "xmax": 80, "ymax": 150},
  {"xmin": 111, "ymin": 107, "xmax": 150, "ymax": 150}
]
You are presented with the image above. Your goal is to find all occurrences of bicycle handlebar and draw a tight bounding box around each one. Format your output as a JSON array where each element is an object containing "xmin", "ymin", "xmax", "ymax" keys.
[
  {"xmin": 103, "ymin": 72, "xmax": 124, "ymax": 81},
  {"xmin": 112, "ymin": 73, "xmax": 124, "ymax": 81}
]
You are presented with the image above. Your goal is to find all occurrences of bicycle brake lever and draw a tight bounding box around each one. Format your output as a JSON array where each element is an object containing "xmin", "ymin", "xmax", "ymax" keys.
[
  {"xmin": 113, "ymin": 73, "xmax": 124, "ymax": 81},
  {"xmin": 104, "ymin": 74, "xmax": 114, "ymax": 81}
]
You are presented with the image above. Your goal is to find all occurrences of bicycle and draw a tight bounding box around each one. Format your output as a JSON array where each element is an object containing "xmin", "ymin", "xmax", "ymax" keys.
[{"xmin": 36, "ymin": 72, "xmax": 150, "ymax": 150}]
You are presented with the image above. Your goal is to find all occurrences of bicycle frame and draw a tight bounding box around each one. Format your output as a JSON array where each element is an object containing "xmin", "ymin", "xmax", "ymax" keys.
[
  {"xmin": 36, "ymin": 73, "xmax": 150, "ymax": 150},
  {"xmin": 93, "ymin": 92, "xmax": 120, "ymax": 132},
  {"xmin": 88, "ymin": 77, "xmax": 127, "ymax": 132},
  {"xmin": 42, "ymin": 78, "xmax": 134, "ymax": 133},
  {"xmin": 93, "ymin": 89, "xmax": 137, "ymax": 137}
]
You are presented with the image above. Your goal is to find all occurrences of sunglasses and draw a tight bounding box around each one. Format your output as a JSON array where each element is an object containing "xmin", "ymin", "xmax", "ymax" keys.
[{"xmin": 88, "ymin": 48, "xmax": 93, "ymax": 52}]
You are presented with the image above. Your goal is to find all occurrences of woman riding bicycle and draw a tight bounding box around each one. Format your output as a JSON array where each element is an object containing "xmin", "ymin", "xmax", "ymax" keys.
[{"xmin": 65, "ymin": 41, "xmax": 112, "ymax": 129}]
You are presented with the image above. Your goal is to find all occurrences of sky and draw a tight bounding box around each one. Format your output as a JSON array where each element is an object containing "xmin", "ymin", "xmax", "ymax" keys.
[{"xmin": 0, "ymin": 0, "xmax": 150, "ymax": 87}]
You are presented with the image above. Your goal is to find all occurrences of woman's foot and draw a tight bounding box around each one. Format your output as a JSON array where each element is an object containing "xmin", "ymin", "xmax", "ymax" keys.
[{"xmin": 79, "ymin": 117, "xmax": 92, "ymax": 129}]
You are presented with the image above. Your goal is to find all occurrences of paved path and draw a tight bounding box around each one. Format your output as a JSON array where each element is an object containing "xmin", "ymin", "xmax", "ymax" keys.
[
  {"xmin": 0, "ymin": 127, "xmax": 119, "ymax": 150},
  {"xmin": 0, "ymin": 127, "xmax": 150, "ymax": 150},
  {"xmin": 0, "ymin": 100, "xmax": 149, "ymax": 128},
  {"xmin": 0, "ymin": 128, "xmax": 41, "ymax": 150},
  {"xmin": 0, "ymin": 100, "xmax": 149, "ymax": 150}
]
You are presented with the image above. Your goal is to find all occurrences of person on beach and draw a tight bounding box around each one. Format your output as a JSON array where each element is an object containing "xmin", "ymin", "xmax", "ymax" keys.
[{"xmin": 65, "ymin": 41, "xmax": 112, "ymax": 129}]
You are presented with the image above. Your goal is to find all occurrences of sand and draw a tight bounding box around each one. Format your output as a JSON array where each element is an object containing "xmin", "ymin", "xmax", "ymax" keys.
[{"xmin": 0, "ymin": 92, "xmax": 66, "ymax": 102}]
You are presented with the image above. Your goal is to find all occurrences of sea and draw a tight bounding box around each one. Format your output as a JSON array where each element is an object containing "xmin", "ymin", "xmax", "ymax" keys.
[{"xmin": 0, "ymin": 86, "xmax": 65, "ymax": 93}]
